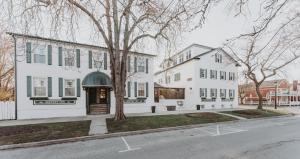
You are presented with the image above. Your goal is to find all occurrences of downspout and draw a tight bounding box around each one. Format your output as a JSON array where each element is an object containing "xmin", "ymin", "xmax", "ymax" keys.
[{"xmin": 12, "ymin": 35, "xmax": 17, "ymax": 120}]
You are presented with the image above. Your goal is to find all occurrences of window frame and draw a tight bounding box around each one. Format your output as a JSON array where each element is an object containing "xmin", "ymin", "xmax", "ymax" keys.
[
  {"xmin": 174, "ymin": 73, "xmax": 181, "ymax": 81},
  {"xmin": 63, "ymin": 79, "xmax": 76, "ymax": 97},
  {"xmin": 200, "ymin": 68, "xmax": 207, "ymax": 79},
  {"xmin": 220, "ymin": 89, "xmax": 226, "ymax": 98},
  {"xmin": 33, "ymin": 44, "xmax": 47, "ymax": 64},
  {"xmin": 32, "ymin": 77, "xmax": 48, "ymax": 97},
  {"xmin": 210, "ymin": 88, "xmax": 217, "ymax": 98},
  {"xmin": 137, "ymin": 82, "xmax": 146, "ymax": 98},
  {"xmin": 64, "ymin": 49, "xmax": 76, "ymax": 67},
  {"xmin": 200, "ymin": 88, "xmax": 207, "ymax": 98}
]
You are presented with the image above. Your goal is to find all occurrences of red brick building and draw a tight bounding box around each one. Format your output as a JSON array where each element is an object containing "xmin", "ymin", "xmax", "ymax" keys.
[{"xmin": 239, "ymin": 79, "xmax": 291, "ymax": 105}]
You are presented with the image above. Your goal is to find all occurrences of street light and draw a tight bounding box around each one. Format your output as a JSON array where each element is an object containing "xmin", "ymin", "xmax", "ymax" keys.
[{"xmin": 274, "ymin": 81, "xmax": 278, "ymax": 109}]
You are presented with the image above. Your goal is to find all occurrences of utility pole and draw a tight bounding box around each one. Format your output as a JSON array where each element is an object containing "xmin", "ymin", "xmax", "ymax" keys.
[{"xmin": 274, "ymin": 81, "xmax": 278, "ymax": 109}]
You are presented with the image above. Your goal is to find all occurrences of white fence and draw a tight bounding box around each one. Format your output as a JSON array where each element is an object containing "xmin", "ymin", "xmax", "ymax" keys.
[{"xmin": 0, "ymin": 101, "xmax": 15, "ymax": 120}]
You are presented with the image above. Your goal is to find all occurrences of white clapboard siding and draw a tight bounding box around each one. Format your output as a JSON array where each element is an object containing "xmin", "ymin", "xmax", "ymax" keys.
[{"xmin": 0, "ymin": 101, "xmax": 15, "ymax": 120}]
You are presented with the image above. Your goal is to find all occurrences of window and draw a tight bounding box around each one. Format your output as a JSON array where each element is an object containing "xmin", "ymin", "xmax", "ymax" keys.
[
  {"xmin": 33, "ymin": 45, "xmax": 46, "ymax": 64},
  {"xmin": 229, "ymin": 89, "xmax": 235, "ymax": 98},
  {"xmin": 137, "ymin": 57, "xmax": 145, "ymax": 72},
  {"xmin": 186, "ymin": 50, "xmax": 192, "ymax": 60},
  {"xmin": 158, "ymin": 78, "xmax": 163, "ymax": 84},
  {"xmin": 64, "ymin": 79, "xmax": 75, "ymax": 97},
  {"xmin": 200, "ymin": 88, "xmax": 207, "ymax": 98},
  {"xmin": 220, "ymin": 71, "xmax": 226, "ymax": 80},
  {"xmin": 210, "ymin": 70, "xmax": 218, "ymax": 79},
  {"xmin": 33, "ymin": 77, "xmax": 47, "ymax": 97},
  {"xmin": 215, "ymin": 53, "xmax": 222, "ymax": 63},
  {"xmin": 166, "ymin": 76, "xmax": 171, "ymax": 84},
  {"xmin": 200, "ymin": 68, "xmax": 207, "ymax": 79},
  {"xmin": 179, "ymin": 54, "xmax": 184, "ymax": 63},
  {"xmin": 93, "ymin": 52, "xmax": 103, "ymax": 69},
  {"xmin": 64, "ymin": 49, "xmax": 75, "ymax": 66},
  {"xmin": 220, "ymin": 89, "xmax": 226, "ymax": 98},
  {"xmin": 174, "ymin": 73, "xmax": 181, "ymax": 81},
  {"xmin": 229, "ymin": 72, "xmax": 235, "ymax": 81},
  {"xmin": 138, "ymin": 83, "xmax": 145, "ymax": 97},
  {"xmin": 210, "ymin": 88, "xmax": 217, "ymax": 98}
]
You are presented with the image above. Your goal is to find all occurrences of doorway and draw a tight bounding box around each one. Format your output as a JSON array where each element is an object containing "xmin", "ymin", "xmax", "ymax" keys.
[{"xmin": 87, "ymin": 87, "xmax": 110, "ymax": 115}]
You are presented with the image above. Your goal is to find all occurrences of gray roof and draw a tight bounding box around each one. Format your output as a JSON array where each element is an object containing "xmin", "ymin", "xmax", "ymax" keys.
[{"xmin": 7, "ymin": 32, "xmax": 156, "ymax": 57}]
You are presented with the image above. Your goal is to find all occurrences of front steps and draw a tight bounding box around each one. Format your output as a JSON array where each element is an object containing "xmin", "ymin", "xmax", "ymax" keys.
[{"xmin": 89, "ymin": 104, "xmax": 108, "ymax": 115}]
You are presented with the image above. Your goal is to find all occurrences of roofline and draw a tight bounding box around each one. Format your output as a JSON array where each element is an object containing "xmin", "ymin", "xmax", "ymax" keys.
[
  {"xmin": 6, "ymin": 32, "xmax": 156, "ymax": 57},
  {"xmin": 155, "ymin": 49, "xmax": 215, "ymax": 75},
  {"xmin": 169, "ymin": 43, "xmax": 214, "ymax": 59}
]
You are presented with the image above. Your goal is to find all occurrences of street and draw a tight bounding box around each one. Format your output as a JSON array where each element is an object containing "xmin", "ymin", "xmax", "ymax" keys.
[{"xmin": 1, "ymin": 116, "xmax": 300, "ymax": 159}]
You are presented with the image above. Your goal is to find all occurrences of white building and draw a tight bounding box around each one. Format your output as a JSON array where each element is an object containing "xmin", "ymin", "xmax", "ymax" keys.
[
  {"xmin": 9, "ymin": 33, "xmax": 155, "ymax": 119},
  {"xmin": 154, "ymin": 44, "xmax": 239, "ymax": 111}
]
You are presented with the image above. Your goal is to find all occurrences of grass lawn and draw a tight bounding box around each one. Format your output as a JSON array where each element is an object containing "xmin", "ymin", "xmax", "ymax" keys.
[
  {"xmin": 106, "ymin": 112, "xmax": 237, "ymax": 133},
  {"xmin": 222, "ymin": 109, "xmax": 285, "ymax": 119},
  {"xmin": 0, "ymin": 120, "xmax": 91, "ymax": 146}
]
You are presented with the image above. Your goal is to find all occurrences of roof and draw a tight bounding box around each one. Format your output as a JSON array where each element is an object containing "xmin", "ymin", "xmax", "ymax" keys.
[
  {"xmin": 7, "ymin": 32, "xmax": 156, "ymax": 57},
  {"xmin": 155, "ymin": 48, "xmax": 240, "ymax": 75}
]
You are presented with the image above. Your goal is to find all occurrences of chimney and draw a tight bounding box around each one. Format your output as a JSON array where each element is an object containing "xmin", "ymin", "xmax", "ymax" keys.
[{"xmin": 293, "ymin": 80, "xmax": 298, "ymax": 91}]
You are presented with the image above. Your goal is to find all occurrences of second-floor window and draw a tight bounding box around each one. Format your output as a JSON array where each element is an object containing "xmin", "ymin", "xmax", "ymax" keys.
[
  {"xmin": 64, "ymin": 49, "xmax": 75, "ymax": 66},
  {"xmin": 33, "ymin": 77, "xmax": 47, "ymax": 97},
  {"xmin": 64, "ymin": 79, "xmax": 75, "ymax": 97},
  {"xmin": 220, "ymin": 71, "xmax": 226, "ymax": 80},
  {"xmin": 33, "ymin": 45, "xmax": 46, "ymax": 64},
  {"xmin": 210, "ymin": 70, "xmax": 218, "ymax": 79},
  {"xmin": 93, "ymin": 52, "xmax": 103, "ymax": 69},
  {"xmin": 137, "ymin": 57, "xmax": 145, "ymax": 72},
  {"xmin": 200, "ymin": 68, "xmax": 207, "ymax": 79},
  {"xmin": 174, "ymin": 73, "xmax": 181, "ymax": 81}
]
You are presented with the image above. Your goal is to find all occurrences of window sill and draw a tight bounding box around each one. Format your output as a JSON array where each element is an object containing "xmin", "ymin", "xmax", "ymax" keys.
[
  {"xmin": 61, "ymin": 97, "xmax": 78, "ymax": 100},
  {"xmin": 30, "ymin": 97, "xmax": 49, "ymax": 100},
  {"xmin": 137, "ymin": 97, "xmax": 147, "ymax": 99}
]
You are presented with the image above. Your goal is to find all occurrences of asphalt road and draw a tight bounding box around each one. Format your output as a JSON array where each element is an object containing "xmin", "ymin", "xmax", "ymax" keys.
[{"xmin": 1, "ymin": 116, "xmax": 300, "ymax": 159}]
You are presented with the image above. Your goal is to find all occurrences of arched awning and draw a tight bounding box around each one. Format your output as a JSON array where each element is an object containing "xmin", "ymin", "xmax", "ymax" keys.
[{"xmin": 82, "ymin": 72, "xmax": 112, "ymax": 87}]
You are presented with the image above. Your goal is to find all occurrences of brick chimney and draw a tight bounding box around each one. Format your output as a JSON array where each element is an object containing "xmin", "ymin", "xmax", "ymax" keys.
[{"xmin": 293, "ymin": 80, "xmax": 298, "ymax": 91}]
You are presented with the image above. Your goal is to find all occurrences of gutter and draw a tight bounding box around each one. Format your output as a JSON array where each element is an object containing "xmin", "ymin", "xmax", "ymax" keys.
[{"xmin": 12, "ymin": 34, "xmax": 17, "ymax": 120}]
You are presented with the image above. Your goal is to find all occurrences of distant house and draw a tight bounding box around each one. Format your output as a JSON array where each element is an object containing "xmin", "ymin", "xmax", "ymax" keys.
[
  {"xmin": 239, "ymin": 79, "xmax": 300, "ymax": 106},
  {"xmin": 8, "ymin": 33, "xmax": 155, "ymax": 119},
  {"xmin": 154, "ymin": 44, "xmax": 240, "ymax": 111}
]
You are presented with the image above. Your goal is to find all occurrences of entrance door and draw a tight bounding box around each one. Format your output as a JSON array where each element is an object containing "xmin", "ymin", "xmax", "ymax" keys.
[{"xmin": 98, "ymin": 88, "xmax": 108, "ymax": 104}]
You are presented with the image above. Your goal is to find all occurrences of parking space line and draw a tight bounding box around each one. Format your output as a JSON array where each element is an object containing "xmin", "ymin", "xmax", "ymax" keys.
[{"xmin": 118, "ymin": 137, "xmax": 141, "ymax": 153}]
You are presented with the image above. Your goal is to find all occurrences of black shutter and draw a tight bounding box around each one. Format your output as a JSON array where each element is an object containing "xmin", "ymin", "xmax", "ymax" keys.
[
  {"xmin": 104, "ymin": 52, "xmax": 107, "ymax": 70},
  {"xmin": 27, "ymin": 76, "xmax": 32, "ymax": 97},
  {"xmin": 48, "ymin": 77, "xmax": 52, "ymax": 97},
  {"xmin": 146, "ymin": 58, "xmax": 148, "ymax": 73},
  {"xmin": 59, "ymin": 78, "xmax": 63, "ymax": 97},
  {"xmin": 76, "ymin": 49, "xmax": 80, "ymax": 68},
  {"xmin": 26, "ymin": 42, "xmax": 31, "ymax": 63},
  {"xmin": 48, "ymin": 45, "xmax": 52, "ymax": 65},
  {"xmin": 58, "ymin": 47, "xmax": 62, "ymax": 66},
  {"xmin": 134, "ymin": 57, "xmax": 137, "ymax": 72},
  {"xmin": 77, "ymin": 79, "xmax": 81, "ymax": 97},
  {"xmin": 88, "ymin": 51, "xmax": 92, "ymax": 68}
]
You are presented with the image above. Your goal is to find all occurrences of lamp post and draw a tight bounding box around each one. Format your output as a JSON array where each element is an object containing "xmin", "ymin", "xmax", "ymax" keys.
[{"xmin": 274, "ymin": 81, "xmax": 278, "ymax": 109}]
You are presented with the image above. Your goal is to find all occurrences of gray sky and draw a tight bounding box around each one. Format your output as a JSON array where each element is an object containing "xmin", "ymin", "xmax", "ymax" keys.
[{"xmin": 3, "ymin": 0, "xmax": 299, "ymax": 82}]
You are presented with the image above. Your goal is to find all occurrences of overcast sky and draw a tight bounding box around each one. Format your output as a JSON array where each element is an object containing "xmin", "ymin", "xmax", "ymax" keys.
[{"xmin": 3, "ymin": 0, "xmax": 299, "ymax": 82}]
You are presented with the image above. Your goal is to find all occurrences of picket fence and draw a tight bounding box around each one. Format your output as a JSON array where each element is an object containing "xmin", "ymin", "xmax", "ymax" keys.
[{"xmin": 0, "ymin": 101, "xmax": 15, "ymax": 120}]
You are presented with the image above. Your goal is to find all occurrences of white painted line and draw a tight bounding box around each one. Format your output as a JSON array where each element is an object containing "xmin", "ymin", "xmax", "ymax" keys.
[
  {"xmin": 216, "ymin": 125, "xmax": 220, "ymax": 136},
  {"xmin": 118, "ymin": 137, "xmax": 141, "ymax": 153},
  {"xmin": 211, "ymin": 130, "xmax": 246, "ymax": 136},
  {"xmin": 195, "ymin": 128, "xmax": 217, "ymax": 136}
]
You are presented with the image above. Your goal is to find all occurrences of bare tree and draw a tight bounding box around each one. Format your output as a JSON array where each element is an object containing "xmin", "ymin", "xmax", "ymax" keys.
[
  {"xmin": 225, "ymin": 0, "xmax": 300, "ymax": 109},
  {"xmin": 5, "ymin": 0, "xmax": 219, "ymax": 120},
  {"xmin": 0, "ymin": 28, "xmax": 14, "ymax": 101}
]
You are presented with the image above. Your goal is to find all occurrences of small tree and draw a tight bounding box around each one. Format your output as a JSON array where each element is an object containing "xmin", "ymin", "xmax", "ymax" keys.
[
  {"xmin": 5, "ymin": 0, "xmax": 219, "ymax": 120},
  {"xmin": 225, "ymin": 0, "xmax": 300, "ymax": 109}
]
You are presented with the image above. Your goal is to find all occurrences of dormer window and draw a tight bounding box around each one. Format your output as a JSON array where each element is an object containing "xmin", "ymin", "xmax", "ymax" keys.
[
  {"xmin": 186, "ymin": 50, "xmax": 192, "ymax": 60},
  {"xmin": 215, "ymin": 53, "xmax": 222, "ymax": 63},
  {"xmin": 179, "ymin": 54, "xmax": 184, "ymax": 63}
]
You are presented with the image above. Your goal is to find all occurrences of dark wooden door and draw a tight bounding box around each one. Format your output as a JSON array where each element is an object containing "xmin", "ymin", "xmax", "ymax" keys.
[{"xmin": 89, "ymin": 88, "xmax": 97, "ymax": 104}]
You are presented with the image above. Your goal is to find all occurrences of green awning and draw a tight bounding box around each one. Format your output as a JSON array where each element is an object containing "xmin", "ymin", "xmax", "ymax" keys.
[{"xmin": 82, "ymin": 72, "xmax": 112, "ymax": 87}]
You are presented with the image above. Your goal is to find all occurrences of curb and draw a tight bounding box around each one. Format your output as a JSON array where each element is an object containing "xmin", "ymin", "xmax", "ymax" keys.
[{"xmin": 0, "ymin": 114, "xmax": 293, "ymax": 151}]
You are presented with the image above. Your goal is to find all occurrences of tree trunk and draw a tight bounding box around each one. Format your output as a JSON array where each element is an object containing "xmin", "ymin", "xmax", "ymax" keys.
[
  {"xmin": 114, "ymin": 77, "xmax": 126, "ymax": 120},
  {"xmin": 255, "ymin": 85, "xmax": 263, "ymax": 109}
]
